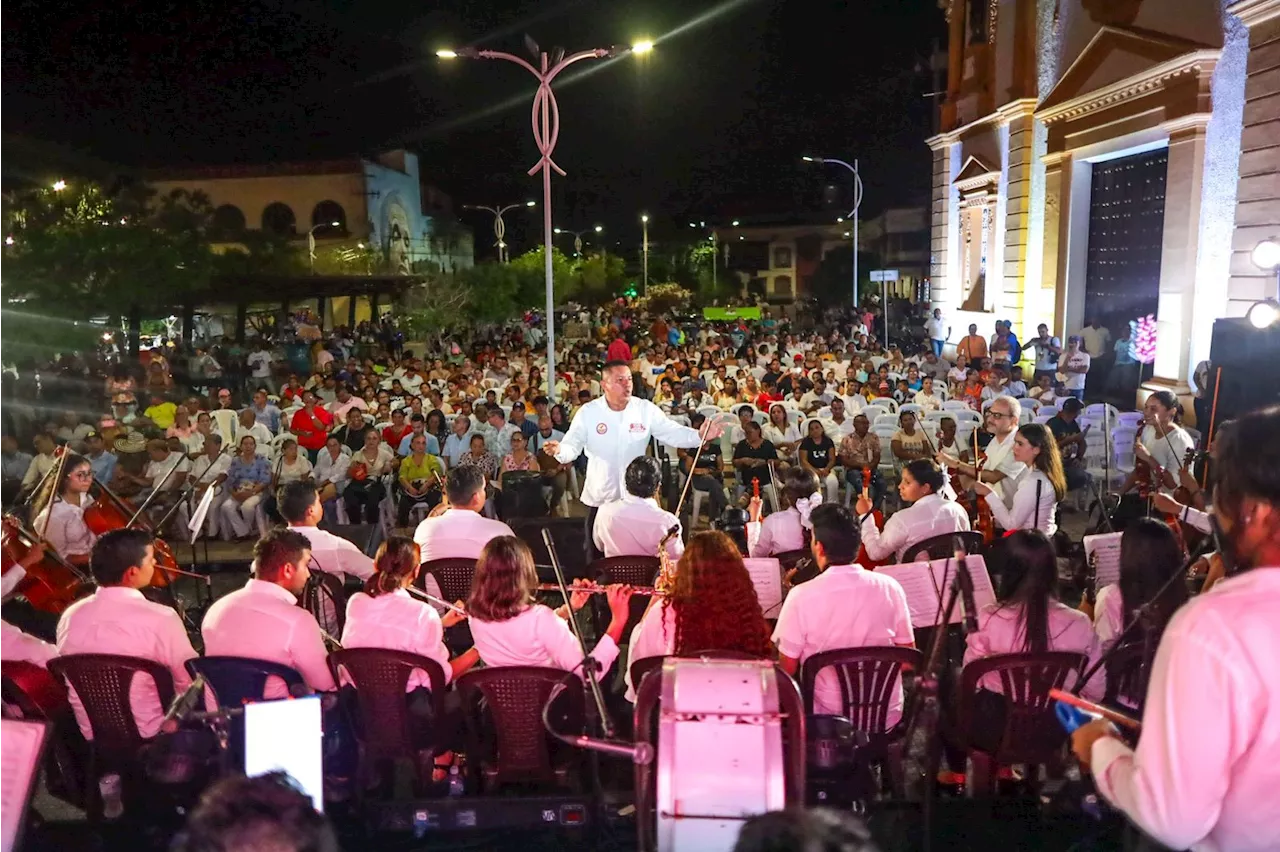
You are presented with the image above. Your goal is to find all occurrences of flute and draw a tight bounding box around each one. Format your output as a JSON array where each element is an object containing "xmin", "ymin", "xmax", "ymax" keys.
[
  {"xmin": 536, "ymin": 583, "xmax": 665, "ymax": 596},
  {"xmin": 406, "ymin": 585, "xmax": 468, "ymax": 617}
]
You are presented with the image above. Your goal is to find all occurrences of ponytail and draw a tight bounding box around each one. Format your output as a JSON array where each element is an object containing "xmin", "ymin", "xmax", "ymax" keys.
[{"xmin": 364, "ymin": 536, "xmax": 420, "ymax": 598}]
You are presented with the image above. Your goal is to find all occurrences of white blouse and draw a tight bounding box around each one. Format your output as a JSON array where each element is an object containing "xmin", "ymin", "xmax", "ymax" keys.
[
  {"xmin": 965, "ymin": 600, "xmax": 1101, "ymax": 699},
  {"xmin": 859, "ymin": 493, "xmax": 970, "ymax": 563},
  {"xmin": 469, "ymin": 604, "xmax": 620, "ymax": 677},
  {"xmin": 341, "ymin": 589, "xmax": 453, "ymax": 690},
  {"xmin": 748, "ymin": 507, "xmax": 806, "ymax": 557},
  {"xmin": 34, "ymin": 497, "xmax": 97, "ymax": 559},
  {"xmin": 982, "ymin": 468, "xmax": 1059, "ymax": 535},
  {"xmin": 624, "ymin": 602, "xmax": 677, "ymax": 701},
  {"xmin": 275, "ymin": 455, "xmax": 314, "ymax": 484}
]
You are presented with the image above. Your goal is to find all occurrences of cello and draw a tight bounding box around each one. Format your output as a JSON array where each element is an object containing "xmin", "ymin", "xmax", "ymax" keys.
[
  {"xmin": 1, "ymin": 515, "xmax": 94, "ymax": 613},
  {"xmin": 81, "ymin": 473, "xmax": 200, "ymax": 588},
  {"xmin": 854, "ymin": 466, "xmax": 891, "ymax": 569}
]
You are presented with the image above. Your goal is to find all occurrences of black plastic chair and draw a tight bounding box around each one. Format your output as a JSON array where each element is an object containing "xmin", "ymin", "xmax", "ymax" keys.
[
  {"xmin": 185, "ymin": 656, "xmax": 308, "ymax": 771},
  {"xmin": 328, "ymin": 648, "xmax": 448, "ymax": 797},
  {"xmin": 47, "ymin": 653, "xmax": 176, "ymax": 820},
  {"xmin": 298, "ymin": 569, "xmax": 347, "ymax": 637},
  {"xmin": 632, "ymin": 657, "xmax": 806, "ymax": 852},
  {"xmin": 419, "ymin": 558, "xmax": 477, "ymax": 604},
  {"xmin": 902, "ymin": 530, "xmax": 985, "ymax": 563},
  {"xmin": 2, "ymin": 660, "xmax": 87, "ymax": 809},
  {"xmin": 774, "ymin": 549, "xmax": 818, "ymax": 586},
  {"xmin": 1102, "ymin": 641, "xmax": 1150, "ymax": 715},
  {"xmin": 589, "ymin": 555, "xmax": 661, "ymax": 636},
  {"xmin": 455, "ymin": 666, "xmax": 587, "ymax": 794},
  {"xmin": 800, "ymin": 646, "xmax": 923, "ymax": 796}
]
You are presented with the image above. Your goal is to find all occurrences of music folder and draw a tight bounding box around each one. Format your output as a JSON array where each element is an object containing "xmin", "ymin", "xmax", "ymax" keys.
[
  {"xmin": 2, "ymin": 718, "xmax": 49, "ymax": 852},
  {"xmin": 875, "ymin": 556, "xmax": 996, "ymax": 629}
]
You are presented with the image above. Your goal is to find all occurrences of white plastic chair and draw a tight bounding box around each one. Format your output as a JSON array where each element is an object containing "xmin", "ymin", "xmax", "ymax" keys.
[
  {"xmin": 1116, "ymin": 411, "xmax": 1144, "ymax": 430},
  {"xmin": 785, "ymin": 408, "xmax": 805, "ymax": 428},
  {"xmin": 1021, "ymin": 397, "xmax": 1041, "ymax": 412},
  {"xmin": 942, "ymin": 400, "xmax": 971, "ymax": 413},
  {"xmin": 872, "ymin": 413, "xmax": 899, "ymax": 430},
  {"xmin": 947, "ymin": 410, "xmax": 982, "ymax": 426}
]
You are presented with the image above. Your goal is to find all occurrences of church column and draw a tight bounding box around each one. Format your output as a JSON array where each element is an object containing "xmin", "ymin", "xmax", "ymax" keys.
[
  {"xmin": 1001, "ymin": 103, "xmax": 1037, "ymax": 333},
  {"xmin": 1148, "ymin": 117, "xmax": 1210, "ymax": 400},
  {"xmin": 928, "ymin": 141, "xmax": 954, "ymax": 310},
  {"xmin": 1040, "ymin": 151, "xmax": 1072, "ymax": 337},
  {"xmin": 1226, "ymin": 0, "xmax": 1280, "ymax": 315}
]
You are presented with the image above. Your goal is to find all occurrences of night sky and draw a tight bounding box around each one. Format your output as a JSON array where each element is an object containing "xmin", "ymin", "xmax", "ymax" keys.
[{"xmin": 3, "ymin": 0, "xmax": 944, "ymax": 252}]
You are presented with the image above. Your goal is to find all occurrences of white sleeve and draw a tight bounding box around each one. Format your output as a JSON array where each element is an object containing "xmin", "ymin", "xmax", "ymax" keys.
[
  {"xmin": 288, "ymin": 614, "xmax": 338, "ymax": 692},
  {"xmin": 646, "ymin": 402, "xmax": 704, "ymax": 449},
  {"xmin": 332, "ymin": 538, "xmax": 375, "ymax": 581},
  {"xmin": 860, "ymin": 510, "xmax": 905, "ymax": 562},
  {"xmin": 984, "ymin": 476, "xmax": 1037, "ymax": 532},
  {"xmin": 538, "ymin": 606, "xmax": 620, "ymax": 677},
  {"xmin": 159, "ymin": 609, "xmax": 197, "ymax": 695},
  {"xmin": 750, "ymin": 518, "xmax": 773, "ymax": 557},
  {"xmin": 554, "ymin": 406, "xmax": 589, "ymax": 464}
]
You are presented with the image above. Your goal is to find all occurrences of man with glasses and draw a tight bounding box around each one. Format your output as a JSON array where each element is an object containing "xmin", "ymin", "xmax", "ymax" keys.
[{"xmin": 937, "ymin": 395, "xmax": 1025, "ymax": 507}]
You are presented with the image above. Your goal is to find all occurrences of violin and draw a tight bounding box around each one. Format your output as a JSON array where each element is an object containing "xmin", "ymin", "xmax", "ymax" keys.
[
  {"xmin": 1133, "ymin": 447, "xmax": 1189, "ymax": 557},
  {"xmin": 854, "ymin": 466, "xmax": 890, "ymax": 569},
  {"xmin": 969, "ymin": 432, "xmax": 996, "ymax": 544},
  {"xmin": 1, "ymin": 515, "xmax": 94, "ymax": 613},
  {"xmin": 81, "ymin": 479, "xmax": 185, "ymax": 587}
]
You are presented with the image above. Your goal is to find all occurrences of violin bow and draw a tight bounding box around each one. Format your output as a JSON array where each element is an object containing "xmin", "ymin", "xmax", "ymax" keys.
[{"xmin": 37, "ymin": 448, "xmax": 70, "ymax": 542}]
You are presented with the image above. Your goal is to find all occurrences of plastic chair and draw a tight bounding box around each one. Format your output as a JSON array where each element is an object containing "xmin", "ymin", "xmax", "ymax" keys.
[
  {"xmin": 898, "ymin": 403, "xmax": 924, "ymax": 420},
  {"xmin": 872, "ymin": 413, "xmax": 899, "ymax": 430},
  {"xmin": 632, "ymin": 658, "xmax": 806, "ymax": 852},
  {"xmin": 950, "ymin": 651, "xmax": 1088, "ymax": 795},
  {"xmin": 456, "ymin": 666, "xmax": 587, "ymax": 793},
  {"xmin": 419, "ymin": 557, "xmax": 477, "ymax": 603},
  {"xmin": 297, "ymin": 569, "xmax": 347, "ymax": 638},
  {"xmin": 942, "ymin": 400, "xmax": 971, "ymax": 412},
  {"xmin": 800, "ymin": 646, "xmax": 923, "ymax": 795},
  {"xmin": 901, "ymin": 531, "xmax": 985, "ymax": 563},
  {"xmin": 1101, "ymin": 642, "xmax": 1150, "ymax": 715},
  {"xmin": 328, "ymin": 648, "xmax": 448, "ymax": 796},
  {"xmin": 2, "ymin": 661, "xmax": 86, "ymax": 808},
  {"xmin": 185, "ymin": 656, "xmax": 308, "ymax": 770},
  {"xmin": 47, "ymin": 653, "xmax": 176, "ymax": 819}
]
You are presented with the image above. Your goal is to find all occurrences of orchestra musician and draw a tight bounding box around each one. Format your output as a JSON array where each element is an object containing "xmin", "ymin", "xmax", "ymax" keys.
[
  {"xmin": 747, "ymin": 467, "xmax": 821, "ymax": 558},
  {"xmin": 1116, "ymin": 390, "xmax": 1195, "ymax": 498},
  {"xmin": 856, "ymin": 459, "xmax": 969, "ymax": 563},
  {"xmin": 939, "ymin": 395, "xmax": 1026, "ymax": 506},
  {"xmin": 970, "ymin": 423, "xmax": 1065, "ymax": 535},
  {"xmin": 278, "ymin": 481, "xmax": 374, "ymax": 585},
  {"xmin": 201, "ymin": 528, "xmax": 337, "ymax": 696},
  {"xmin": 55, "ymin": 529, "xmax": 198, "ymax": 739},
  {"xmin": 467, "ymin": 535, "xmax": 632, "ymax": 675},
  {"xmin": 1072, "ymin": 405, "xmax": 1280, "ymax": 852},
  {"xmin": 1, "ymin": 547, "xmax": 60, "ymax": 662},
  {"xmin": 592, "ymin": 456, "xmax": 684, "ymax": 562},
  {"xmin": 773, "ymin": 504, "xmax": 914, "ymax": 720},
  {"xmin": 624, "ymin": 530, "xmax": 773, "ymax": 701},
  {"xmin": 32, "ymin": 453, "xmax": 97, "ymax": 567}
]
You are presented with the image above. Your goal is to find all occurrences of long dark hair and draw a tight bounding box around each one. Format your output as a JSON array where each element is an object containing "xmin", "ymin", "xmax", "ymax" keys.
[
  {"xmin": 467, "ymin": 535, "xmax": 536, "ymax": 622},
  {"xmin": 782, "ymin": 467, "xmax": 820, "ymax": 550},
  {"xmin": 669, "ymin": 532, "xmax": 772, "ymax": 658},
  {"xmin": 1117, "ymin": 518, "xmax": 1189, "ymax": 639},
  {"xmin": 1017, "ymin": 423, "xmax": 1067, "ymax": 500},
  {"xmin": 995, "ymin": 530, "xmax": 1059, "ymax": 653},
  {"xmin": 364, "ymin": 536, "xmax": 420, "ymax": 598}
]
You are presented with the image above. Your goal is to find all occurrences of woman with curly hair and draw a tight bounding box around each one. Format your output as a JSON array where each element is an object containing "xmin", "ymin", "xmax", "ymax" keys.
[{"xmin": 623, "ymin": 530, "xmax": 774, "ymax": 701}]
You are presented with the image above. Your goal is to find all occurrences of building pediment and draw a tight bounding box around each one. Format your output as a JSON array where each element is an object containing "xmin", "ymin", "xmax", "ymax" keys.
[
  {"xmin": 1037, "ymin": 26, "xmax": 1218, "ymax": 124},
  {"xmin": 953, "ymin": 155, "xmax": 999, "ymax": 191}
]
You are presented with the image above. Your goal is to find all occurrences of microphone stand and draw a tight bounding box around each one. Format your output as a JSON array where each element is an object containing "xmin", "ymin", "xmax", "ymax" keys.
[
  {"xmin": 541, "ymin": 528, "xmax": 614, "ymax": 739},
  {"xmin": 901, "ymin": 540, "xmax": 979, "ymax": 852}
]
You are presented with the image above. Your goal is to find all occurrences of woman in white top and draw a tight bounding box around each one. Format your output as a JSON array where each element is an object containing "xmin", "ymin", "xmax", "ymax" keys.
[
  {"xmin": 1119, "ymin": 389, "xmax": 1196, "ymax": 498},
  {"xmin": 856, "ymin": 460, "xmax": 970, "ymax": 564},
  {"xmin": 1082, "ymin": 517, "xmax": 1188, "ymax": 659},
  {"xmin": 344, "ymin": 430, "xmax": 394, "ymax": 524},
  {"xmin": 747, "ymin": 467, "xmax": 821, "ymax": 557},
  {"xmin": 467, "ymin": 536, "xmax": 632, "ymax": 675},
  {"xmin": 941, "ymin": 530, "xmax": 1099, "ymax": 784},
  {"xmin": 340, "ymin": 536, "xmax": 477, "ymax": 775},
  {"xmin": 264, "ymin": 438, "xmax": 314, "ymax": 522},
  {"xmin": 32, "ymin": 453, "xmax": 96, "ymax": 566},
  {"xmin": 625, "ymin": 531, "xmax": 773, "ymax": 701},
  {"xmin": 763, "ymin": 403, "xmax": 801, "ymax": 460},
  {"xmin": 972, "ymin": 423, "xmax": 1065, "ymax": 536}
]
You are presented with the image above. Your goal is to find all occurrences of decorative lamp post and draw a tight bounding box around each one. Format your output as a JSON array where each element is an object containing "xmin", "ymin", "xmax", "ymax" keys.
[
  {"xmin": 803, "ymin": 155, "xmax": 863, "ymax": 308},
  {"xmin": 464, "ymin": 201, "xmax": 536, "ymax": 263}
]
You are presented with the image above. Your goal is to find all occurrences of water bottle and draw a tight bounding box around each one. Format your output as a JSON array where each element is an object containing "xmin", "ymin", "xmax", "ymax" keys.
[
  {"xmin": 99, "ymin": 773, "xmax": 123, "ymax": 819},
  {"xmin": 412, "ymin": 809, "xmax": 429, "ymax": 839},
  {"xmin": 447, "ymin": 764, "xmax": 464, "ymax": 798}
]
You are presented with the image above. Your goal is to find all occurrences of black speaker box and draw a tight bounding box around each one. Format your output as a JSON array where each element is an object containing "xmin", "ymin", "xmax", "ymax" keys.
[
  {"xmin": 1208, "ymin": 318, "xmax": 1280, "ymax": 431},
  {"xmin": 508, "ymin": 517, "xmax": 590, "ymax": 584},
  {"xmin": 318, "ymin": 522, "xmax": 383, "ymax": 556}
]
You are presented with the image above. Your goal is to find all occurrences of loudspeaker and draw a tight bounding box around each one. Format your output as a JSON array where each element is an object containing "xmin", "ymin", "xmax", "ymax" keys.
[
  {"xmin": 318, "ymin": 522, "xmax": 382, "ymax": 557},
  {"xmin": 508, "ymin": 517, "xmax": 590, "ymax": 584},
  {"xmin": 1209, "ymin": 318, "xmax": 1280, "ymax": 431}
]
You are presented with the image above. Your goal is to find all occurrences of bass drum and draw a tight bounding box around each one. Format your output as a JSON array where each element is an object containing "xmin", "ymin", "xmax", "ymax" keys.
[{"xmin": 498, "ymin": 471, "xmax": 548, "ymax": 520}]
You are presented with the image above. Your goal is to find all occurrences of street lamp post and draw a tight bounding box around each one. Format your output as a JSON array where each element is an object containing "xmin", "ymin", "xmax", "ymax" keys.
[
  {"xmin": 641, "ymin": 214, "xmax": 649, "ymax": 295},
  {"xmin": 464, "ymin": 201, "xmax": 536, "ymax": 262},
  {"xmin": 439, "ymin": 40, "xmax": 651, "ymax": 403},
  {"xmin": 554, "ymin": 225, "xmax": 603, "ymax": 258},
  {"xmin": 307, "ymin": 221, "xmax": 342, "ymax": 271},
  {"xmin": 803, "ymin": 156, "xmax": 863, "ymax": 309}
]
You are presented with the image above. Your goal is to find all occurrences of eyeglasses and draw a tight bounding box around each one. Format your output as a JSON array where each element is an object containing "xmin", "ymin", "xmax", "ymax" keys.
[
  {"xmin": 988, "ymin": 411, "xmax": 1015, "ymax": 420},
  {"xmin": 70, "ymin": 470, "xmax": 93, "ymax": 479}
]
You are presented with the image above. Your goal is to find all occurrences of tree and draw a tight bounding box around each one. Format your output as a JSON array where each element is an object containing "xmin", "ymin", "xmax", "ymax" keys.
[
  {"xmin": 635, "ymin": 282, "xmax": 692, "ymax": 316},
  {"xmin": 508, "ymin": 245, "xmax": 579, "ymax": 307},
  {"xmin": 576, "ymin": 251, "xmax": 626, "ymax": 303}
]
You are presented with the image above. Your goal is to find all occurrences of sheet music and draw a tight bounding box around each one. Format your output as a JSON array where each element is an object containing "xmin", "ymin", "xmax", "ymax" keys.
[
  {"xmin": 743, "ymin": 558, "xmax": 784, "ymax": 619},
  {"xmin": 877, "ymin": 556, "xmax": 995, "ymax": 628},
  {"xmin": 2, "ymin": 719, "xmax": 48, "ymax": 852},
  {"xmin": 1083, "ymin": 532, "xmax": 1123, "ymax": 591},
  {"xmin": 188, "ymin": 483, "xmax": 217, "ymax": 537}
]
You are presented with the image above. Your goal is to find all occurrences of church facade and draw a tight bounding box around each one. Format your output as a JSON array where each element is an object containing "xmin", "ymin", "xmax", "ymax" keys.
[{"xmin": 926, "ymin": 0, "xmax": 1279, "ymax": 411}]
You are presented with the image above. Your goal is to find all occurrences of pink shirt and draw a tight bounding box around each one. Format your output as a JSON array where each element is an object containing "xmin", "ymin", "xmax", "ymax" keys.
[
  {"xmin": 341, "ymin": 590, "xmax": 453, "ymax": 690},
  {"xmin": 772, "ymin": 564, "xmax": 914, "ymax": 722},
  {"xmin": 56, "ymin": 587, "xmax": 196, "ymax": 739},
  {"xmin": 1091, "ymin": 568, "xmax": 1280, "ymax": 852},
  {"xmin": 964, "ymin": 599, "xmax": 1100, "ymax": 698},
  {"xmin": 470, "ymin": 604, "xmax": 619, "ymax": 677}
]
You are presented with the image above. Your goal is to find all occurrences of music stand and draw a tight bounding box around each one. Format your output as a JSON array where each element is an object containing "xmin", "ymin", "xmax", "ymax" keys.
[{"xmin": 187, "ymin": 483, "xmax": 218, "ymax": 573}]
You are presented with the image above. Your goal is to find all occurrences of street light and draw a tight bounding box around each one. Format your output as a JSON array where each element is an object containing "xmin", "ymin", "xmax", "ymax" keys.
[
  {"xmin": 554, "ymin": 225, "xmax": 604, "ymax": 257},
  {"xmin": 464, "ymin": 201, "xmax": 537, "ymax": 262},
  {"xmin": 803, "ymin": 153, "xmax": 864, "ymax": 315},
  {"xmin": 307, "ymin": 221, "xmax": 342, "ymax": 271},
  {"xmin": 641, "ymin": 214, "xmax": 650, "ymax": 295},
  {"xmin": 438, "ymin": 39, "xmax": 648, "ymax": 403},
  {"xmin": 51, "ymin": 180, "xmax": 67, "ymax": 192}
]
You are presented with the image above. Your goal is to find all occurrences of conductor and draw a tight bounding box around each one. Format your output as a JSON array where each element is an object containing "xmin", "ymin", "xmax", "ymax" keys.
[{"xmin": 543, "ymin": 360, "xmax": 724, "ymax": 557}]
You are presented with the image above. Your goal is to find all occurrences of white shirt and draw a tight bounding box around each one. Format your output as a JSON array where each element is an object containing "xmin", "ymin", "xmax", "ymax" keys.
[
  {"xmin": 146, "ymin": 454, "xmax": 192, "ymax": 490},
  {"xmin": 56, "ymin": 586, "xmax": 197, "ymax": 739},
  {"xmin": 484, "ymin": 422, "xmax": 520, "ymax": 458},
  {"xmin": 399, "ymin": 373, "xmax": 424, "ymax": 395},
  {"xmin": 592, "ymin": 494, "xmax": 683, "ymax": 562},
  {"xmin": 859, "ymin": 493, "xmax": 971, "ymax": 563},
  {"xmin": 313, "ymin": 447, "xmax": 351, "ymax": 487},
  {"xmin": 913, "ymin": 390, "xmax": 943, "ymax": 412},
  {"xmin": 826, "ymin": 415, "xmax": 855, "ymax": 442},
  {"xmin": 748, "ymin": 507, "xmax": 807, "ymax": 557},
  {"xmin": 1031, "ymin": 336, "xmax": 1062, "ymax": 371},
  {"xmin": 965, "ymin": 600, "xmax": 1099, "ymax": 697},
  {"xmin": 290, "ymin": 525, "xmax": 374, "ymax": 581},
  {"xmin": 1140, "ymin": 425, "xmax": 1195, "ymax": 496},
  {"xmin": 248, "ymin": 350, "xmax": 272, "ymax": 378},
  {"xmin": 1090, "ymin": 568, "xmax": 1280, "ymax": 852},
  {"xmin": 763, "ymin": 422, "xmax": 802, "ymax": 450},
  {"xmin": 21, "ymin": 453, "xmax": 57, "ymax": 489},
  {"xmin": 190, "ymin": 452, "xmax": 231, "ymax": 485},
  {"xmin": 1062, "ymin": 350, "xmax": 1090, "ymax": 391},
  {"xmin": 624, "ymin": 603, "xmax": 678, "ymax": 701},
  {"xmin": 983, "ymin": 469, "xmax": 1058, "ymax": 535},
  {"xmin": 926, "ymin": 316, "xmax": 948, "ymax": 340},
  {"xmin": 553, "ymin": 397, "xmax": 704, "ymax": 507},
  {"xmin": 772, "ymin": 563, "xmax": 915, "ymax": 720},
  {"xmin": 330, "ymin": 397, "xmax": 369, "ymax": 421},
  {"xmin": 413, "ymin": 508, "xmax": 515, "ymax": 562},
  {"xmin": 800, "ymin": 390, "xmax": 833, "ymax": 411},
  {"xmin": 1, "ymin": 620, "xmax": 57, "ymax": 668},
  {"xmin": 275, "ymin": 455, "xmax": 314, "ymax": 484},
  {"xmin": 470, "ymin": 604, "xmax": 619, "ymax": 676},
  {"xmin": 982, "ymin": 429, "xmax": 1026, "ymax": 506},
  {"xmin": 341, "ymin": 589, "xmax": 453, "ymax": 690},
  {"xmin": 236, "ymin": 420, "xmax": 275, "ymax": 447},
  {"xmin": 1092, "ymin": 582, "xmax": 1125, "ymax": 654},
  {"xmin": 201, "ymin": 578, "xmax": 337, "ymax": 696},
  {"xmin": 34, "ymin": 497, "xmax": 97, "ymax": 559},
  {"xmin": 1079, "ymin": 326, "xmax": 1110, "ymax": 358}
]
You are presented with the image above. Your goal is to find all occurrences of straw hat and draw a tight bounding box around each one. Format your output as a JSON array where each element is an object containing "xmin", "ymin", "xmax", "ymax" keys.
[{"xmin": 113, "ymin": 431, "xmax": 147, "ymax": 454}]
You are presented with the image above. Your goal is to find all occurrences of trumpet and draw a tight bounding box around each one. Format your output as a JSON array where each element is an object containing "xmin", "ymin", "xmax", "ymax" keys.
[{"xmin": 536, "ymin": 583, "xmax": 665, "ymax": 597}]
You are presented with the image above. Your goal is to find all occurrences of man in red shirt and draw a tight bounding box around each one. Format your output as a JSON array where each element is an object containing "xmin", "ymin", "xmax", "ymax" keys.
[{"xmin": 606, "ymin": 332, "xmax": 632, "ymax": 364}]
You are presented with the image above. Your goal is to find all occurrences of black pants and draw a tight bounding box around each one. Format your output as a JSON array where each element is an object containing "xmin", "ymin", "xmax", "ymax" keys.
[
  {"xmin": 343, "ymin": 479, "xmax": 385, "ymax": 524},
  {"xmin": 397, "ymin": 490, "xmax": 441, "ymax": 526},
  {"xmin": 584, "ymin": 504, "xmax": 601, "ymax": 565},
  {"xmin": 943, "ymin": 687, "xmax": 1009, "ymax": 772},
  {"xmin": 683, "ymin": 475, "xmax": 728, "ymax": 524}
]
